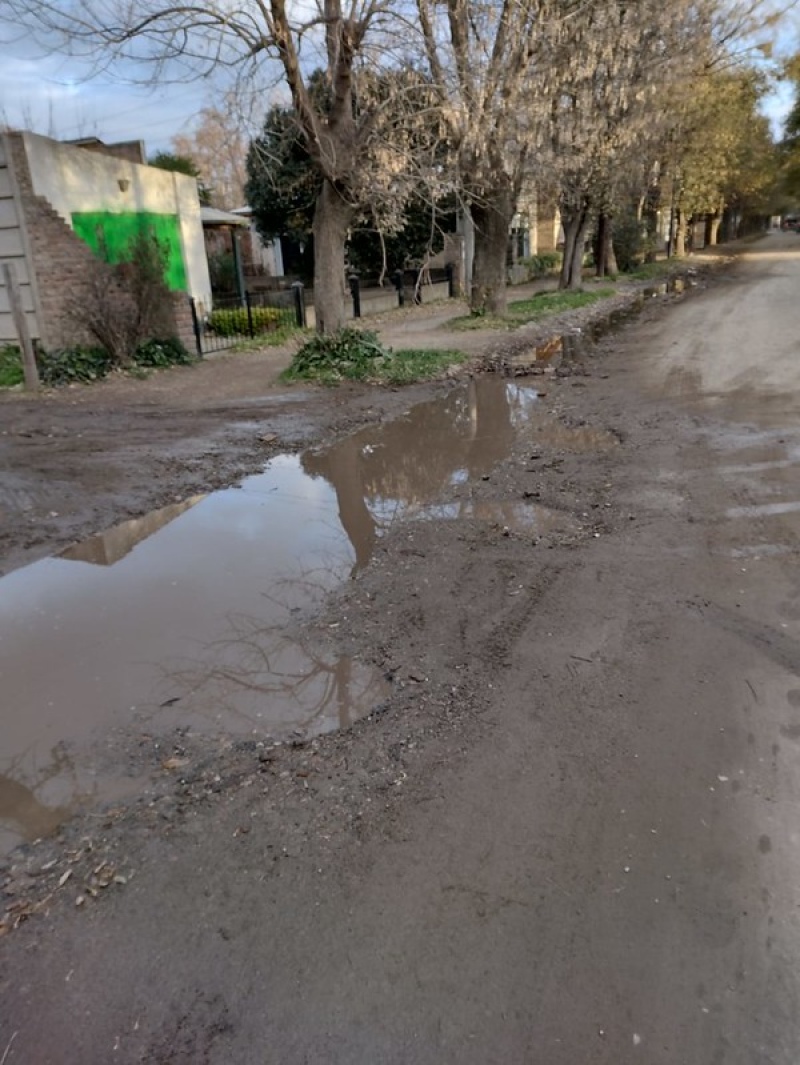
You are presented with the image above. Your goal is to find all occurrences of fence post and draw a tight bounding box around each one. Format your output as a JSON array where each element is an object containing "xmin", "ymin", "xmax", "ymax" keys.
[
  {"xmin": 189, "ymin": 298, "xmax": 203, "ymax": 357},
  {"xmin": 292, "ymin": 282, "xmax": 307, "ymax": 328},
  {"xmin": 245, "ymin": 291, "xmax": 254, "ymax": 337},
  {"xmin": 393, "ymin": 270, "xmax": 405, "ymax": 307},
  {"xmin": 2, "ymin": 262, "xmax": 39, "ymax": 391},
  {"xmin": 349, "ymin": 274, "xmax": 361, "ymax": 318},
  {"xmin": 445, "ymin": 262, "xmax": 455, "ymax": 299}
]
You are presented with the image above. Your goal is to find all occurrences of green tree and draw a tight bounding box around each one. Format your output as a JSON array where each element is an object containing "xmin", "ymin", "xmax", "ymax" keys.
[
  {"xmin": 246, "ymin": 69, "xmax": 456, "ymax": 283},
  {"xmin": 148, "ymin": 151, "xmax": 213, "ymax": 206},
  {"xmin": 670, "ymin": 68, "xmax": 778, "ymax": 252}
]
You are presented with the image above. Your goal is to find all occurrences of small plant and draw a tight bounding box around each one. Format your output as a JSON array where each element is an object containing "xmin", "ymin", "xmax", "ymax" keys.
[
  {"xmin": 207, "ymin": 306, "xmax": 283, "ymax": 337},
  {"xmin": 285, "ymin": 327, "xmax": 387, "ymax": 382},
  {"xmin": 27, "ymin": 336, "xmax": 194, "ymax": 388},
  {"xmin": 0, "ymin": 345, "xmax": 23, "ymax": 388},
  {"xmin": 282, "ymin": 328, "xmax": 465, "ymax": 385},
  {"xmin": 38, "ymin": 346, "xmax": 114, "ymax": 386},
  {"xmin": 135, "ymin": 337, "xmax": 195, "ymax": 367}
]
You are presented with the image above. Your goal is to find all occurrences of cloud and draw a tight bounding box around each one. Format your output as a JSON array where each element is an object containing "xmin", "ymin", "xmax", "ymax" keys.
[{"xmin": 0, "ymin": 23, "xmax": 212, "ymax": 150}]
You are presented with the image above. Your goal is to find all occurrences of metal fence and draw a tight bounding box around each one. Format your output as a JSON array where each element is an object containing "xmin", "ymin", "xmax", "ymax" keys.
[
  {"xmin": 190, "ymin": 285, "xmax": 306, "ymax": 356},
  {"xmin": 348, "ymin": 265, "xmax": 455, "ymax": 318}
]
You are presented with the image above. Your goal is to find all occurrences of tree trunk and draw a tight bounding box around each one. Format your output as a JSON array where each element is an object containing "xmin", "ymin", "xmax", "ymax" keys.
[
  {"xmin": 312, "ymin": 180, "xmax": 353, "ymax": 334},
  {"xmin": 704, "ymin": 210, "xmax": 722, "ymax": 247},
  {"xmin": 470, "ymin": 185, "xmax": 513, "ymax": 316},
  {"xmin": 674, "ymin": 209, "xmax": 688, "ymax": 258},
  {"xmin": 595, "ymin": 213, "xmax": 617, "ymax": 278},
  {"xmin": 605, "ymin": 222, "xmax": 618, "ymax": 276},
  {"xmin": 559, "ymin": 207, "xmax": 590, "ymax": 290}
]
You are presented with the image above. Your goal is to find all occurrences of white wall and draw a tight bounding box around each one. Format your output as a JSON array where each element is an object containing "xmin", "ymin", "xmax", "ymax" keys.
[{"xmin": 21, "ymin": 132, "xmax": 211, "ymax": 307}]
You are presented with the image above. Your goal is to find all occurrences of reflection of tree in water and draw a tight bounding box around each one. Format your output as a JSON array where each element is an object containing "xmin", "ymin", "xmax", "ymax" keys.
[
  {"xmin": 302, "ymin": 379, "xmax": 532, "ymax": 572},
  {"xmin": 162, "ymin": 585, "xmax": 386, "ymax": 738},
  {"xmin": 0, "ymin": 743, "xmax": 79, "ymax": 843}
]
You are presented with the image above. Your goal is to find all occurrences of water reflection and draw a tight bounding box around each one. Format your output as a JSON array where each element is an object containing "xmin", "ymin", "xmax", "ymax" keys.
[
  {"xmin": 61, "ymin": 496, "xmax": 205, "ymax": 566},
  {"xmin": 304, "ymin": 378, "xmax": 540, "ymax": 572},
  {"xmin": 165, "ymin": 611, "xmax": 388, "ymax": 737},
  {"xmin": 0, "ymin": 376, "xmax": 542, "ymax": 851},
  {"xmin": 0, "ymin": 744, "xmax": 80, "ymax": 853}
]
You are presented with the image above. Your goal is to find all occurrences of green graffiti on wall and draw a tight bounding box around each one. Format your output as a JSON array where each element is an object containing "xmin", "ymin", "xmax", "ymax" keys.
[{"xmin": 71, "ymin": 212, "xmax": 188, "ymax": 291}]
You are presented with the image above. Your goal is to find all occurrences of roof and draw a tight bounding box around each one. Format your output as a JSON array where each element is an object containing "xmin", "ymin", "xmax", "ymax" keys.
[{"xmin": 200, "ymin": 206, "xmax": 250, "ymax": 227}]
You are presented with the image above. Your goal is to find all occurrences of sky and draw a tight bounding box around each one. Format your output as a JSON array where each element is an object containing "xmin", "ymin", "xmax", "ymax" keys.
[
  {"xmin": 0, "ymin": 50, "xmax": 219, "ymax": 152},
  {"xmin": 0, "ymin": 9, "xmax": 798, "ymax": 156}
]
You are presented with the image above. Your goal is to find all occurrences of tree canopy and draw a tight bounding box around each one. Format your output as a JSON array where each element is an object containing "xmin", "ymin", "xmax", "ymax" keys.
[{"xmin": 5, "ymin": 0, "xmax": 789, "ymax": 325}]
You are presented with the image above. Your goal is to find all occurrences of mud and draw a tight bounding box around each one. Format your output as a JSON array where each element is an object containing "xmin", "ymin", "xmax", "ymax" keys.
[
  {"xmin": 7, "ymin": 243, "xmax": 790, "ymax": 1065},
  {"xmin": 0, "ymin": 377, "xmax": 593, "ymax": 852}
]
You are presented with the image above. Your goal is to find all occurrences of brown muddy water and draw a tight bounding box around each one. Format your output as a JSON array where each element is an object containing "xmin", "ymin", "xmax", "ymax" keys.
[{"xmin": 0, "ymin": 377, "xmax": 582, "ymax": 852}]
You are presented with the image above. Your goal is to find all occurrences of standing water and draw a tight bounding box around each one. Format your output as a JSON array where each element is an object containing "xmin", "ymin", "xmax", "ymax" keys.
[{"xmin": 0, "ymin": 378, "xmax": 569, "ymax": 851}]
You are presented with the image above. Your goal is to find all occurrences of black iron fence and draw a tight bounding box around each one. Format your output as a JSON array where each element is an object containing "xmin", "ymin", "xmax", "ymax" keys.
[{"xmin": 190, "ymin": 285, "xmax": 306, "ymax": 356}]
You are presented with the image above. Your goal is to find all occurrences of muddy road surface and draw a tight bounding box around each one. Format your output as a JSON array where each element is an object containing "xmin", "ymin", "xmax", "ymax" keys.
[{"xmin": 2, "ymin": 234, "xmax": 800, "ymax": 1062}]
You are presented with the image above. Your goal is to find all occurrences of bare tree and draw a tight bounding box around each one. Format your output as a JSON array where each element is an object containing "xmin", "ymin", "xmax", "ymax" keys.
[
  {"xmin": 171, "ymin": 91, "xmax": 250, "ymax": 208},
  {"xmin": 416, "ymin": 0, "xmax": 574, "ymax": 315},
  {"xmin": 546, "ymin": 0, "xmax": 785, "ymax": 287},
  {"xmin": 4, "ymin": 0, "xmax": 422, "ymax": 333}
]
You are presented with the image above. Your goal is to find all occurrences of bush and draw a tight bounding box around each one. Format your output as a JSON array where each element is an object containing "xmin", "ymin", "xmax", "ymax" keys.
[
  {"xmin": 39, "ymin": 346, "xmax": 114, "ymax": 386},
  {"xmin": 207, "ymin": 306, "xmax": 283, "ymax": 337},
  {"xmin": 33, "ymin": 337, "xmax": 193, "ymax": 387},
  {"xmin": 612, "ymin": 214, "xmax": 658, "ymax": 273},
  {"xmin": 135, "ymin": 337, "xmax": 195, "ymax": 368},
  {"xmin": 285, "ymin": 327, "xmax": 386, "ymax": 382},
  {"xmin": 0, "ymin": 345, "xmax": 23, "ymax": 388},
  {"xmin": 519, "ymin": 252, "xmax": 562, "ymax": 279},
  {"xmin": 68, "ymin": 229, "xmax": 176, "ymax": 366},
  {"xmin": 283, "ymin": 329, "xmax": 465, "ymax": 385}
]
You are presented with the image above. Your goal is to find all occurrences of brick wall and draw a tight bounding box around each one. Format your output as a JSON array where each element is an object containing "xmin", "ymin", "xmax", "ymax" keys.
[
  {"xmin": 172, "ymin": 293, "xmax": 198, "ymax": 355},
  {"xmin": 6, "ymin": 133, "xmax": 189, "ymax": 353},
  {"xmin": 6, "ymin": 133, "xmax": 103, "ymax": 350}
]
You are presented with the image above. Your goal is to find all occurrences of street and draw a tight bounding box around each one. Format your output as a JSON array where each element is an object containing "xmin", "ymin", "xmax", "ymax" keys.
[{"xmin": 2, "ymin": 233, "xmax": 800, "ymax": 1062}]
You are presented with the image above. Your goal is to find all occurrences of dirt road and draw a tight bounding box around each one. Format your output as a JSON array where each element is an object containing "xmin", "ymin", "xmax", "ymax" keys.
[{"xmin": 2, "ymin": 234, "xmax": 800, "ymax": 1062}]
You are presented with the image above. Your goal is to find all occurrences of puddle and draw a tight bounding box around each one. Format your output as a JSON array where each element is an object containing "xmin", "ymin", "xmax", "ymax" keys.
[
  {"xmin": 0, "ymin": 377, "xmax": 550, "ymax": 851},
  {"xmin": 59, "ymin": 497, "xmax": 206, "ymax": 566}
]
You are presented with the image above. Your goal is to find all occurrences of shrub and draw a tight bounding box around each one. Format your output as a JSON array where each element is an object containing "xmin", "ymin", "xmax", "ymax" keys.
[
  {"xmin": 207, "ymin": 306, "xmax": 283, "ymax": 337},
  {"xmin": 134, "ymin": 337, "xmax": 195, "ymax": 367},
  {"xmin": 612, "ymin": 213, "xmax": 658, "ymax": 273},
  {"xmin": 34, "ymin": 337, "xmax": 193, "ymax": 387},
  {"xmin": 519, "ymin": 252, "xmax": 562, "ymax": 280},
  {"xmin": 39, "ymin": 346, "xmax": 114, "ymax": 386},
  {"xmin": 68, "ymin": 229, "xmax": 176, "ymax": 366},
  {"xmin": 285, "ymin": 327, "xmax": 387, "ymax": 382},
  {"xmin": 282, "ymin": 330, "xmax": 465, "ymax": 385}
]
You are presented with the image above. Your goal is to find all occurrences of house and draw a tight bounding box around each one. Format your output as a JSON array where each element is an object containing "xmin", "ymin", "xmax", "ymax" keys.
[
  {"xmin": 229, "ymin": 206, "xmax": 285, "ymax": 279},
  {"xmin": 0, "ymin": 130, "xmax": 211, "ymax": 349}
]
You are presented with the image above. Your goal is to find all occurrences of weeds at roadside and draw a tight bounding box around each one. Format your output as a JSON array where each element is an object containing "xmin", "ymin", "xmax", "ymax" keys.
[
  {"xmin": 227, "ymin": 325, "xmax": 309, "ymax": 351},
  {"xmin": 0, "ymin": 337, "xmax": 197, "ymax": 389},
  {"xmin": 448, "ymin": 287, "xmax": 615, "ymax": 331},
  {"xmin": 508, "ymin": 288, "xmax": 615, "ymax": 318},
  {"xmin": 281, "ymin": 327, "xmax": 466, "ymax": 385},
  {"xmin": 622, "ymin": 261, "xmax": 678, "ymax": 281}
]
